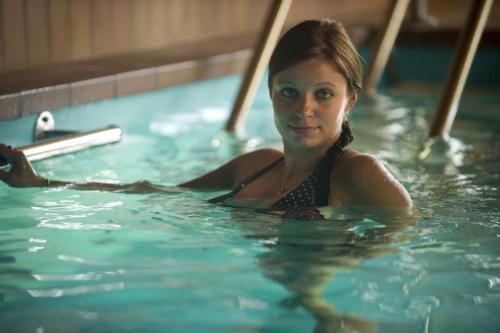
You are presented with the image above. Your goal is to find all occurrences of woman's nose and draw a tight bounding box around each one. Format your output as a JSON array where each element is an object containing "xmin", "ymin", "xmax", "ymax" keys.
[{"xmin": 295, "ymin": 94, "xmax": 315, "ymax": 117}]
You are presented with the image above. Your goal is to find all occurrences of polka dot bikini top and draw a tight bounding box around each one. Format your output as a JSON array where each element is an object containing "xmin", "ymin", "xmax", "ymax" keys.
[
  {"xmin": 270, "ymin": 157, "xmax": 320, "ymax": 210},
  {"xmin": 209, "ymin": 155, "xmax": 332, "ymax": 220}
]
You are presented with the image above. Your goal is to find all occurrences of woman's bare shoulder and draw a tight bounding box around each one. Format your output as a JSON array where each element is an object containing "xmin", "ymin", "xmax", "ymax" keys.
[
  {"xmin": 336, "ymin": 149, "xmax": 381, "ymax": 171},
  {"xmin": 330, "ymin": 148, "xmax": 375, "ymax": 189},
  {"xmin": 331, "ymin": 149, "xmax": 412, "ymax": 207},
  {"xmin": 233, "ymin": 148, "xmax": 283, "ymax": 180},
  {"xmin": 179, "ymin": 148, "xmax": 282, "ymax": 189}
]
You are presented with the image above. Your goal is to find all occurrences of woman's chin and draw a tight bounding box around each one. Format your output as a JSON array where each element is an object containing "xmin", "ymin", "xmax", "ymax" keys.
[
  {"xmin": 283, "ymin": 133, "xmax": 339, "ymax": 151},
  {"xmin": 287, "ymin": 137, "xmax": 323, "ymax": 150}
]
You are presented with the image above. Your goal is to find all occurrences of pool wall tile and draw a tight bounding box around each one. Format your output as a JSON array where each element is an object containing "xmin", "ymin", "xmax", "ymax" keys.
[
  {"xmin": 70, "ymin": 76, "xmax": 115, "ymax": 105},
  {"xmin": 21, "ymin": 84, "xmax": 70, "ymax": 116},
  {"xmin": 0, "ymin": 94, "xmax": 22, "ymax": 120},
  {"xmin": 200, "ymin": 53, "xmax": 247, "ymax": 79},
  {"xmin": 116, "ymin": 68, "xmax": 157, "ymax": 97},
  {"xmin": 229, "ymin": 51, "xmax": 250, "ymax": 73},
  {"xmin": 156, "ymin": 61, "xmax": 200, "ymax": 88},
  {"xmin": 0, "ymin": 50, "xmax": 252, "ymax": 121}
]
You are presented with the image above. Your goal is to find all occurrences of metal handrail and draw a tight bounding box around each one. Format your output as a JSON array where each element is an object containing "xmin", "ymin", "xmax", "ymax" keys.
[
  {"xmin": 0, "ymin": 126, "xmax": 122, "ymax": 167},
  {"xmin": 225, "ymin": 0, "xmax": 292, "ymax": 133}
]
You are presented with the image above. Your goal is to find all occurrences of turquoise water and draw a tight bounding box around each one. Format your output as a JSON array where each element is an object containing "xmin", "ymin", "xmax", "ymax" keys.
[{"xmin": 0, "ymin": 75, "xmax": 499, "ymax": 332}]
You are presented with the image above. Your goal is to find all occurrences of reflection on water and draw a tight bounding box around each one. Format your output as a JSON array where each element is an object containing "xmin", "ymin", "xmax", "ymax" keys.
[
  {"xmin": 27, "ymin": 282, "xmax": 125, "ymax": 298},
  {"xmin": 228, "ymin": 205, "xmax": 419, "ymax": 332},
  {"xmin": 33, "ymin": 199, "xmax": 124, "ymax": 230}
]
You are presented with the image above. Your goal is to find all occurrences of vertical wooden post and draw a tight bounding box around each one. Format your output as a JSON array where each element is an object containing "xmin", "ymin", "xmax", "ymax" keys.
[
  {"xmin": 225, "ymin": 0, "xmax": 293, "ymax": 133},
  {"xmin": 364, "ymin": 0, "xmax": 411, "ymax": 93},
  {"xmin": 429, "ymin": 0, "xmax": 493, "ymax": 138}
]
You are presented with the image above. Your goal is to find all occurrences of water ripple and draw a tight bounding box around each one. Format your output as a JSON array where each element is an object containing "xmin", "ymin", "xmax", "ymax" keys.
[
  {"xmin": 32, "ymin": 199, "xmax": 124, "ymax": 230},
  {"xmin": 27, "ymin": 281, "xmax": 124, "ymax": 298},
  {"xmin": 33, "ymin": 269, "xmax": 125, "ymax": 282},
  {"xmin": 37, "ymin": 221, "xmax": 122, "ymax": 230},
  {"xmin": 464, "ymin": 254, "xmax": 500, "ymax": 270},
  {"xmin": 33, "ymin": 200, "xmax": 123, "ymax": 212},
  {"xmin": 57, "ymin": 254, "xmax": 108, "ymax": 266}
]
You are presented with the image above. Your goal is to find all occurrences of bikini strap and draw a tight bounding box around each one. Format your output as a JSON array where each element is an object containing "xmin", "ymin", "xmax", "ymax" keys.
[{"xmin": 208, "ymin": 156, "xmax": 284, "ymax": 204}]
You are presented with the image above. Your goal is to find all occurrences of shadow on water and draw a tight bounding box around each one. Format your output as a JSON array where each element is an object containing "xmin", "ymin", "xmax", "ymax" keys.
[
  {"xmin": 228, "ymin": 206, "xmax": 418, "ymax": 333},
  {"xmin": 0, "ymin": 246, "xmax": 33, "ymax": 306}
]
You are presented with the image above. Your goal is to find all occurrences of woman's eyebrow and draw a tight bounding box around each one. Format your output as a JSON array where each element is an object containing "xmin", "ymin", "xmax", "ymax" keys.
[
  {"xmin": 275, "ymin": 81, "xmax": 296, "ymax": 86},
  {"xmin": 315, "ymin": 81, "xmax": 337, "ymax": 87}
]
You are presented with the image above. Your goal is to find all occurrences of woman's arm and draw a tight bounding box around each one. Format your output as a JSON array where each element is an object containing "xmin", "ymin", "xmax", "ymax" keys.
[
  {"xmin": 0, "ymin": 144, "xmax": 278, "ymax": 194},
  {"xmin": 0, "ymin": 144, "xmax": 179, "ymax": 193}
]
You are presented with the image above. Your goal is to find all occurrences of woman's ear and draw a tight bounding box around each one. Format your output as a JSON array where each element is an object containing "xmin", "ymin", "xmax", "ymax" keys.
[{"xmin": 346, "ymin": 93, "xmax": 357, "ymax": 113}]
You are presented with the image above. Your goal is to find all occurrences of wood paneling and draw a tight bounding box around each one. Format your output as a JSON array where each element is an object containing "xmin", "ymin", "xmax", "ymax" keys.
[
  {"xmin": 92, "ymin": 0, "xmax": 113, "ymax": 56},
  {"xmin": 129, "ymin": 0, "xmax": 150, "ymax": 50},
  {"xmin": 1, "ymin": 0, "xmax": 499, "ymax": 74},
  {"xmin": 2, "ymin": 0, "xmax": 28, "ymax": 71},
  {"xmin": 70, "ymin": 0, "xmax": 92, "ymax": 60},
  {"xmin": 48, "ymin": 0, "xmax": 71, "ymax": 63},
  {"xmin": 111, "ymin": 0, "xmax": 129, "ymax": 53},
  {"xmin": 0, "ymin": 1, "xmax": 4, "ymax": 73},
  {"xmin": 26, "ymin": 0, "xmax": 50, "ymax": 67},
  {"xmin": 150, "ymin": 0, "xmax": 166, "ymax": 49},
  {"xmin": 165, "ymin": 0, "xmax": 184, "ymax": 45}
]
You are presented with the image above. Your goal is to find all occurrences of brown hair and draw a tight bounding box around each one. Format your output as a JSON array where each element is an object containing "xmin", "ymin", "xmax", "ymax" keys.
[{"xmin": 268, "ymin": 19, "xmax": 363, "ymax": 95}]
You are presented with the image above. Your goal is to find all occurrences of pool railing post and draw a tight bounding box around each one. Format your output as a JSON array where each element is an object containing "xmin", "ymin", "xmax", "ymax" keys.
[
  {"xmin": 225, "ymin": 0, "xmax": 293, "ymax": 133},
  {"xmin": 364, "ymin": 0, "xmax": 411, "ymax": 93},
  {"xmin": 429, "ymin": 0, "xmax": 493, "ymax": 138}
]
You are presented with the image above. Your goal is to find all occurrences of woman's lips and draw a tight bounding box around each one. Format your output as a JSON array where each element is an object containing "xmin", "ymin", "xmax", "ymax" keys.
[{"xmin": 288, "ymin": 125, "xmax": 318, "ymax": 135}]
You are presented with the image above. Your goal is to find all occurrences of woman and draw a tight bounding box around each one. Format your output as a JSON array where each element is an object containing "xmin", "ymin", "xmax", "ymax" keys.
[{"xmin": 0, "ymin": 19, "xmax": 411, "ymax": 216}]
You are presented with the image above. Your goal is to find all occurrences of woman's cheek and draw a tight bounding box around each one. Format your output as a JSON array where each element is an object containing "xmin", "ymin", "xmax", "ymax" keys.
[
  {"xmin": 274, "ymin": 112, "xmax": 286, "ymax": 130},
  {"xmin": 273, "ymin": 97, "xmax": 288, "ymax": 112}
]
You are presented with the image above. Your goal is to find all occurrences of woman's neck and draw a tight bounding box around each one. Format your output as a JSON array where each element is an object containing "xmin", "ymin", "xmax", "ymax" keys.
[{"xmin": 281, "ymin": 144, "xmax": 330, "ymax": 179}]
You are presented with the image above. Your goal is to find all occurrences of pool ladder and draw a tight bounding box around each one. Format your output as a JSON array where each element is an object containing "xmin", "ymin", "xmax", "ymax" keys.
[
  {"xmin": 225, "ymin": 0, "xmax": 494, "ymax": 144},
  {"xmin": 0, "ymin": 111, "xmax": 122, "ymax": 167}
]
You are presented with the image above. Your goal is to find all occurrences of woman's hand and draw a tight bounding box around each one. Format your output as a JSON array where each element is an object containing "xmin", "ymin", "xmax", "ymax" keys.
[{"xmin": 0, "ymin": 144, "xmax": 46, "ymax": 187}]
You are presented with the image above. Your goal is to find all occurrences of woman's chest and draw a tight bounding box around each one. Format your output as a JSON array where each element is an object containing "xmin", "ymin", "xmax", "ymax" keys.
[{"xmin": 233, "ymin": 170, "xmax": 280, "ymax": 200}]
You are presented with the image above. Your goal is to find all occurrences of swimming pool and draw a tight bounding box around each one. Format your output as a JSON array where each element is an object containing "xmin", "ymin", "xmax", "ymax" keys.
[{"xmin": 0, "ymin": 75, "xmax": 499, "ymax": 332}]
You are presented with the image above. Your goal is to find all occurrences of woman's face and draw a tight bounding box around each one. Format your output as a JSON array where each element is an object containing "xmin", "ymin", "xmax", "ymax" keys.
[{"xmin": 271, "ymin": 57, "xmax": 356, "ymax": 151}]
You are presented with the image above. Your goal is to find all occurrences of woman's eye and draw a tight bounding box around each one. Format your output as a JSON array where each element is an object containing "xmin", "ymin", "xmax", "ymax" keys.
[
  {"xmin": 280, "ymin": 88, "xmax": 298, "ymax": 98},
  {"xmin": 315, "ymin": 89, "xmax": 333, "ymax": 100}
]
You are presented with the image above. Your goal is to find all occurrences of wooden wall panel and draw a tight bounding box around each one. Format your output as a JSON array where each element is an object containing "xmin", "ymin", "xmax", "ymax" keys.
[
  {"xmin": 3, "ymin": 0, "xmax": 496, "ymax": 76},
  {"xmin": 26, "ymin": 0, "xmax": 50, "ymax": 67},
  {"xmin": 129, "ymin": 0, "xmax": 150, "ymax": 50},
  {"xmin": 0, "ymin": 1, "xmax": 4, "ymax": 73},
  {"xmin": 203, "ymin": 0, "xmax": 225, "ymax": 39},
  {"xmin": 235, "ymin": 0, "xmax": 252, "ymax": 31},
  {"xmin": 218, "ymin": 0, "xmax": 232, "ymax": 37},
  {"xmin": 150, "ymin": 0, "xmax": 166, "ymax": 49},
  {"xmin": 69, "ymin": 0, "xmax": 92, "ymax": 60},
  {"xmin": 111, "ymin": 0, "xmax": 129, "ymax": 54},
  {"xmin": 48, "ymin": 0, "xmax": 71, "ymax": 63},
  {"xmin": 2, "ymin": 0, "xmax": 27, "ymax": 71},
  {"xmin": 165, "ymin": 0, "xmax": 185, "ymax": 45},
  {"xmin": 185, "ymin": 0, "xmax": 202, "ymax": 42},
  {"xmin": 92, "ymin": 0, "xmax": 113, "ymax": 56}
]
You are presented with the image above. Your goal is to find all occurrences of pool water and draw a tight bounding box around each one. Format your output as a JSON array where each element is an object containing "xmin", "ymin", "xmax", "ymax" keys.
[{"xmin": 0, "ymin": 75, "xmax": 499, "ymax": 333}]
